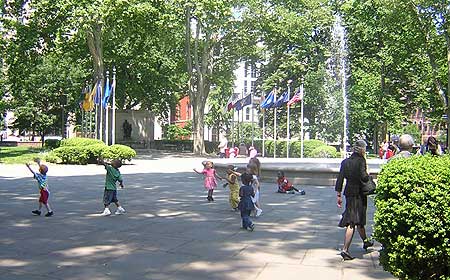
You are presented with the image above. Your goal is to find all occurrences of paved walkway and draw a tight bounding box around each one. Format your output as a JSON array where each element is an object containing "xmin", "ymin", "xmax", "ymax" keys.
[{"xmin": 0, "ymin": 152, "xmax": 395, "ymax": 280}]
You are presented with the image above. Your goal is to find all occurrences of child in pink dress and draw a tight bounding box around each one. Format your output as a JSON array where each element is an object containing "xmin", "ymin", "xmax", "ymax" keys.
[{"xmin": 194, "ymin": 161, "xmax": 223, "ymax": 201}]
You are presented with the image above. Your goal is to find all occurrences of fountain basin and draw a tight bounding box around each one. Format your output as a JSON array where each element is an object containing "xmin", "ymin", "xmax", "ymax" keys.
[{"xmin": 213, "ymin": 157, "xmax": 385, "ymax": 186}]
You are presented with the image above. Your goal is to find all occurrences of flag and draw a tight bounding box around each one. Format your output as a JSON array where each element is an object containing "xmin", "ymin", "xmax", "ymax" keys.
[
  {"xmin": 224, "ymin": 92, "xmax": 240, "ymax": 112},
  {"xmin": 110, "ymin": 76, "xmax": 116, "ymax": 103},
  {"xmin": 94, "ymin": 81, "xmax": 102, "ymax": 105},
  {"xmin": 102, "ymin": 77, "xmax": 111, "ymax": 107},
  {"xmin": 234, "ymin": 94, "xmax": 252, "ymax": 111},
  {"xmin": 287, "ymin": 86, "xmax": 304, "ymax": 106},
  {"xmin": 260, "ymin": 91, "xmax": 275, "ymax": 109},
  {"xmin": 274, "ymin": 90, "xmax": 289, "ymax": 107}
]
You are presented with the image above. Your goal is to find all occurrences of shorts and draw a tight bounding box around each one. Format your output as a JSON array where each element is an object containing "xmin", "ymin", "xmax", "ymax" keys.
[
  {"xmin": 251, "ymin": 189, "xmax": 260, "ymax": 204},
  {"xmin": 39, "ymin": 189, "xmax": 49, "ymax": 204},
  {"xmin": 103, "ymin": 189, "xmax": 118, "ymax": 205}
]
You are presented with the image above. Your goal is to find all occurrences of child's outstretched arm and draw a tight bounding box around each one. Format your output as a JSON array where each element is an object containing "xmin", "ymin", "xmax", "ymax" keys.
[
  {"xmin": 25, "ymin": 163, "xmax": 35, "ymax": 176},
  {"xmin": 214, "ymin": 170, "xmax": 223, "ymax": 180},
  {"xmin": 97, "ymin": 157, "xmax": 108, "ymax": 166},
  {"xmin": 193, "ymin": 168, "xmax": 202, "ymax": 174},
  {"xmin": 118, "ymin": 179, "xmax": 124, "ymax": 189}
]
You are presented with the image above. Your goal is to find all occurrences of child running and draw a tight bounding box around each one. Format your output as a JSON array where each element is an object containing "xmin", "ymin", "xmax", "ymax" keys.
[
  {"xmin": 276, "ymin": 171, "xmax": 305, "ymax": 194},
  {"xmin": 98, "ymin": 159, "xmax": 126, "ymax": 216},
  {"xmin": 26, "ymin": 158, "xmax": 53, "ymax": 217},
  {"xmin": 194, "ymin": 161, "xmax": 223, "ymax": 201},
  {"xmin": 238, "ymin": 173, "xmax": 255, "ymax": 231},
  {"xmin": 230, "ymin": 163, "xmax": 263, "ymax": 217},
  {"xmin": 223, "ymin": 165, "xmax": 239, "ymax": 211}
]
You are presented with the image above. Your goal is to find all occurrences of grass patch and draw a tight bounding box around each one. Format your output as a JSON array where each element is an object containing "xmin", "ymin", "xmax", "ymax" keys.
[{"xmin": 0, "ymin": 147, "xmax": 47, "ymax": 164}]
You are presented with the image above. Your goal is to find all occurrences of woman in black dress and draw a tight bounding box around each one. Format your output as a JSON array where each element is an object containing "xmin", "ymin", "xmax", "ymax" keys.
[{"xmin": 335, "ymin": 140, "xmax": 374, "ymax": 260}]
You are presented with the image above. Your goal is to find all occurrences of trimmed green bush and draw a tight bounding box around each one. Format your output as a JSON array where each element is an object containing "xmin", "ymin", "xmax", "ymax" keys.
[
  {"xmin": 51, "ymin": 146, "xmax": 90, "ymax": 164},
  {"xmin": 302, "ymin": 139, "xmax": 326, "ymax": 157},
  {"xmin": 374, "ymin": 155, "xmax": 450, "ymax": 279},
  {"xmin": 101, "ymin": 144, "xmax": 137, "ymax": 162},
  {"xmin": 310, "ymin": 145, "xmax": 338, "ymax": 158},
  {"xmin": 44, "ymin": 152, "xmax": 61, "ymax": 163},
  {"xmin": 60, "ymin": 137, "xmax": 104, "ymax": 147},
  {"xmin": 86, "ymin": 143, "xmax": 108, "ymax": 163},
  {"xmin": 44, "ymin": 139, "xmax": 61, "ymax": 150}
]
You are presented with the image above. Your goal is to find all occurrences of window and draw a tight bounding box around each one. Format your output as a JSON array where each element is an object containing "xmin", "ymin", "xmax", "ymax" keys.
[
  {"xmin": 250, "ymin": 81, "xmax": 256, "ymax": 94},
  {"xmin": 244, "ymin": 80, "xmax": 247, "ymax": 95},
  {"xmin": 245, "ymin": 107, "xmax": 250, "ymax": 121},
  {"xmin": 244, "ymin": 62, "xmax": 249, "ymax": 77},
  {"xmin": 251, "ymin": 64, "xmax": 257, "ymax": 78}
]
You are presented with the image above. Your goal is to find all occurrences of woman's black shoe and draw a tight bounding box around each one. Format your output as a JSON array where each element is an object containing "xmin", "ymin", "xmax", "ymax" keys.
[
  {"xmin": 363, "ymin": 240, "xmax": 374, "ymax": 250},
  {"xmin": 340, "ymin": 251, "xmax": 355, "ymax": 261}
]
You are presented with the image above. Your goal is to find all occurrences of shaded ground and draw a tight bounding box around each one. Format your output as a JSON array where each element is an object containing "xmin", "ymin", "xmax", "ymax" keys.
[{"xmin": 0, "ymin": 153, "xmax": 395, "ymax": 280}]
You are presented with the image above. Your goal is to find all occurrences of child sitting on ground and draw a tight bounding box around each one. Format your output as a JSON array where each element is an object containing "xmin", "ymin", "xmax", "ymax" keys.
[
  {"xmin": 98, "ymin": 158, "xmax": 126, "ymax": 216},
  {"xmin": 26, "ymin": 158, "xmax": 53, "ymax": 217},
  {"xmin": 276, "ymin": 171, "xmax": 305, "ymax": 195}
]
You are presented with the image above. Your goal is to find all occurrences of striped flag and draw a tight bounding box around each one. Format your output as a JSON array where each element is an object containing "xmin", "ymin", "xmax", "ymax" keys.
[{"xmin": 287, "ymin": 86, "xmax": 303, "ymax": 106}]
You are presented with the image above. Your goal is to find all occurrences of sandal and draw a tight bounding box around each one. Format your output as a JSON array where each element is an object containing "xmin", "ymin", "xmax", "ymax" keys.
[
  {"xmin": 340, "ymin": 251, "xmax": 355, "ymax": 261},
  {"xmin": 363, "ymin": 240, "xmax": 374, "ymax": 250}
]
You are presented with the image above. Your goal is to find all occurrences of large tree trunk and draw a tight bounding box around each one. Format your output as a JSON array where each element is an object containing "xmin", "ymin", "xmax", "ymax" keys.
[
  {"xmin": 184, "ymin": 5, "xmax": 214, "ymax": 155},
  {"xmin": 87, "ymin": 22, "xmax": 104, "ymax": 83}
]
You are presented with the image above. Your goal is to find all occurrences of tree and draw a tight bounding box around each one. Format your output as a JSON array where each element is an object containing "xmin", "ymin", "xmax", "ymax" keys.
[{"xmin": 182, "ymin": 0, "xmax": 257, "ymax": 154}]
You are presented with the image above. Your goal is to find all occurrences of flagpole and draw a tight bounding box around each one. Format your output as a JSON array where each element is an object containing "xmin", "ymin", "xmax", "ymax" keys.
[
  {"xmin": 112, "ymin": 67, "xmax": 116, "ymax": 145},
  {"xmin": 105, "ymin": 71, "xmax": 109, "ymax": 145},
  {"xmin": 287, "ymin": 80, "xmax": 292, "ymax": 158},
  {"xmin": 251, "ymin": 92, "xmax": 254, "ymax": 147},
  {"xmin": 273, "ymin": 88, "xmax": 277, "ymax": 158},
  {"xmin": 300, "ymin": 83, "xmax": 304, "ymax": 158},
  {"xmin": 262, "ymin": 109, "xmax": 265, "ymax": 157},
  {"xmin": 94, "ymin": 78, "xmax": 99, "ymax": 140},
  {"xmin": 99, "ymin": 78, "xmax": 103, "ymax": 142}
]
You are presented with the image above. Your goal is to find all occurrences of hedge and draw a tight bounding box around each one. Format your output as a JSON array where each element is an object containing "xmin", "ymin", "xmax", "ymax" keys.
[
  {"xmin": 45, "ymin": 138, "xmax": 136, "ymax": 164},
  {"xmin": 374, "ymin": 155, "xmax": 450, "ymax": 279},
  {"xmin": 60, "ymin": 138, "xmax": 104, "ymax": 147},
  {"xmin": 44, "ymin": 139, "xmax": 61, "ymax": 149},
  {"xmin": 101, "ymin": 144, "xmax": 137, "ymax": 161},
  {"xmin": 310, "ymin": 145, "xmax": 338, "ymax": 158}
]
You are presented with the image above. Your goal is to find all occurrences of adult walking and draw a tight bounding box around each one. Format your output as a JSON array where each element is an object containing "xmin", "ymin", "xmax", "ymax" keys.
[
  {"xmin": 218, "ymin": 135, "xmax": 228, "ymax": 158},
  {"xmin": 335, "ymin": 140, "xmax": 373, "ymax": 260}
]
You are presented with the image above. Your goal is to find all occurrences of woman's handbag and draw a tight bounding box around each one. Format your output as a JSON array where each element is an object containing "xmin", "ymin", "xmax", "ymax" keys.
[{"xmin": 361, "ymin": 176, "xmax": 376, "ymax": 195}]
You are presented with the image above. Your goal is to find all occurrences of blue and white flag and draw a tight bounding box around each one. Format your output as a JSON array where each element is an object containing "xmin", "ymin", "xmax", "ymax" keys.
[
  {"xmin": 260, "ymin": 91, "xmax": 275, "ymax": 109},
  {"xmin": 94, "ymin": 80, "xmax": 102, "ymax": 105},
  {"xmin": 273, "ymin": 90, "xmax": 289, "ymax": 107},
  {"xmin": 102, "ymin": 77, "xmax": 111, "ymax": 108}
]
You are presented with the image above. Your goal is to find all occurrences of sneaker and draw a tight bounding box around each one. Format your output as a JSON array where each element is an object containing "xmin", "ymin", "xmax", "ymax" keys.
[
  {"xmin": 115, "ymin": 207, "xmax": 126, "ymax": 215},
  {"xmin": 100, "ymin": 208, "xmax": 111, "ymax": 216},
  {"xmin": 340, "ymin": 251, "xmax": 354, "ymax": 261},
  {"xmin": 210, "ymin": 197, "xmax": 214, "ymax": 201},
  {"xmin": 248, "ymin": 224, "xmax": 255, "ymax": 231},
  {"xmin": 298, "ymin": 190, "xmax": 306, "ymax": 195},
  {"xmin": 255, "ymin": 208, "xmax": 262, "ymax": 217},
  {"xmin": 45, "ymin": 211, "xmax": 53, "ymax": 217},
  {"xmin": 363, "ymin": 240, "xmax": 374, "ymax": 250},
  {"xmin": 32, "ymin": 210, "xmax": 41, "ymax": 216}
]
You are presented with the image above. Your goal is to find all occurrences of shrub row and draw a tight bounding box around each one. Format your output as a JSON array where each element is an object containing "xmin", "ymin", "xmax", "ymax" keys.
[
  {"xmin": 253, "ymin": 139, "xmax": 338, "ymax": 158},
  {"xmin": 45, "ymin": 138, "xmax": 136, "ymax": 165},
  {"xmin": 374, "ymin": 155, "xmax": 450, "ymax": 279}
]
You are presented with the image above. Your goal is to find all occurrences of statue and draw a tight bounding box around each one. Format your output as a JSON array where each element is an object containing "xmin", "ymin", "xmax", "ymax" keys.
[{"xmin": 122, "ymin": 120, "xmax": 132, "ymax": 140}]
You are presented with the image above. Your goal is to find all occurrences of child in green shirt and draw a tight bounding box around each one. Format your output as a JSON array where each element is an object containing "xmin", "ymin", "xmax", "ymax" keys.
[{"xmin": 98, "ymin": 159, "xmax": 125, "ymax": 216}]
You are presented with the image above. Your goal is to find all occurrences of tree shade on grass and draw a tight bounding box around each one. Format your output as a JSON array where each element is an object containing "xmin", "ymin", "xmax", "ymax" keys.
[{"xmin": 0, "ymin": 147, "xmax": 45, "ymax": 164}]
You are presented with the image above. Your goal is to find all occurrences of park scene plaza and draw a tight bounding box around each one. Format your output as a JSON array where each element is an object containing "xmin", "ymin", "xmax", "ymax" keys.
[
  {"xmin": 0, "ymin": 152, "xmax": 394, "ymax": 280},
  {"xmin": 1, "ymin": 1, "xmax": 450, "ymax": 279}
]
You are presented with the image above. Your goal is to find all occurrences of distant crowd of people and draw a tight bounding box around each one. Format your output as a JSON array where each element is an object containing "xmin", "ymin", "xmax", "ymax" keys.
[{"xmin": 379, "ymin": 135, "xmax": 443, "ymax": 160}]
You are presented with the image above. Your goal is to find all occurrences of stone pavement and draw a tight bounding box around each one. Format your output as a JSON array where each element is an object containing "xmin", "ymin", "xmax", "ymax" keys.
[{"xmin": 0, "ymin": 153, "xmax": 396, "ymax": 280}]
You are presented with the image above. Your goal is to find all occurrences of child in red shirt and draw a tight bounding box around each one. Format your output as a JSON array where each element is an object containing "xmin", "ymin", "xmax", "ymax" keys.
[{"xmin": 276, "ymin": 171, "xmax": 305, "ymax": 194}]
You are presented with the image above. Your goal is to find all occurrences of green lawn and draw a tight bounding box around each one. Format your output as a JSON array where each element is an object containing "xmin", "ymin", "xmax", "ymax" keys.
[{"xmin": 0, "ymin": 147, "xmax": 47, "ymax": 164}]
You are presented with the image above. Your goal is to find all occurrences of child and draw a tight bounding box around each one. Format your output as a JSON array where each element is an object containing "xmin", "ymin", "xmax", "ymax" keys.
[
  {"xmin": 223, "ymin": 165, "xmax": 239, "ymax": 211},
  {"xmin": 99, "ymin": 159, "xmax": 125, "ymax": 216},
  {"xmin": 26, "ymin": 159, "xmax": 53, "ymax": 217},
  {"xmin": 230, "ymin": 163, "xmax": 263, "ymax": 217},
  {"xmin": 238, "ymin": 173, "xmax": 255, "ymax": 231},
  {"xmin": 276, "ymin": 171, "xmax": 305, "ymax": 194},
  {"xmin": 194, "ymin": 161, "xmax": 223, "ymax": 201}
]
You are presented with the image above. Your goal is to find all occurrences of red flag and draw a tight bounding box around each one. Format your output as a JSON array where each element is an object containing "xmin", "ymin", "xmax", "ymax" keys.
[{"xmin": 287, "ymin": 86, "xmax": 303, "ymax": 106}]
